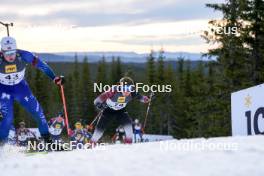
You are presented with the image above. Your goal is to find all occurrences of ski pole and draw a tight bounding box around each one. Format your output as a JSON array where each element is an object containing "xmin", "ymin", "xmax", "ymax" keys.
[
  {"xmin": 142, "ymin": 92, "xmax": 154, "ymax": 133},
  {"xmin": 0, "ymin": 21, "xmax": 13, "ymax": 36},
  {"xmin": 59, "ymin": 85, "xmax": 70, "ymax": 136},
  {"xmin": 88, "ymin": 110, "xmax": 103, "ymax": 130}
]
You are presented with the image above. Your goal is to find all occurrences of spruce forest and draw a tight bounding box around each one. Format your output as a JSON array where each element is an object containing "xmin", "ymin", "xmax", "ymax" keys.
[{"xmin": 14, "ymin": 0, "xmax": 264, "ymax": 139}]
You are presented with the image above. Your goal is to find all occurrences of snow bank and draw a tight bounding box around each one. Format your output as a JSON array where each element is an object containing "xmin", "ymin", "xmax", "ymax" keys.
[{"xmin": 1, "ymin": 135, "xmax": 264, "ymax": 176}]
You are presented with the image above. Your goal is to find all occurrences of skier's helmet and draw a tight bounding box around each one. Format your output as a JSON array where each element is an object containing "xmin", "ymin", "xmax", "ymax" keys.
[
  {"xmin": 119, "ymin": 76, "xmax": 134, "ymax": 93},
  {"xmin": 58, "ymin": 112, "xmax": 64, "ymax": 118},
  {"xmin": 135, "ymin": 119, "xmax": 139, "ymax": 123},
  {"xmin": 74, "ymin": 122, "xmax": 83, "ymax": 129},
  {"xmin": 1, "ymin": 36, "xmax": 17, "ymax": 53},
  {"xmin": 19, "ymin": 121, "xmax": 25, "ymax": 127},
  {"xmin": 119, "ymin": 76, "xmax": 134, "ymax": 86}
]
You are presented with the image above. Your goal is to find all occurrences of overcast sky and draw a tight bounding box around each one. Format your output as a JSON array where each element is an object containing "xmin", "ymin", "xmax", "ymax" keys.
[{"xmin": 0, "ymin": 0, "xmax": 225, "ymax": 53}]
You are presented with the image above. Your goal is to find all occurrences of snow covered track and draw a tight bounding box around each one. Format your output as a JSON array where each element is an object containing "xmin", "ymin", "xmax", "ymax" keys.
[{"xmin": 1, "ymin": 136, "xmax": 264, "ymax": 176}]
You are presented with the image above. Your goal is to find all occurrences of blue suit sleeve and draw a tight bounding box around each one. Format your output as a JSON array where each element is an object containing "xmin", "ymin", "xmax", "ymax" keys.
[{"xmin": 18, "ymin": 50, "xmax": 56, "ymax": 80}]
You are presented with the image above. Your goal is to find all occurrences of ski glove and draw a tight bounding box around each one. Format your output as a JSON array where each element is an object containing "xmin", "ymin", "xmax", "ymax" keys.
[
  {"xmin": 142, "ymin": 96, "xmax": 150, "ymax": 103},
  {"xmin": 54, "ymin": 76, "xmax": 65, "ymax": 86}
]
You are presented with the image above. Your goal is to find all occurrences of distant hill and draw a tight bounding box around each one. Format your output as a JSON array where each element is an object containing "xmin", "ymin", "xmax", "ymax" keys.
[
  {"xmin": 38, "ymin": 51, "xmax": 212, "ymax": 63},
  {"xmin": 48, "ymin": 60, "xmax": 206, "ymax": 80}
]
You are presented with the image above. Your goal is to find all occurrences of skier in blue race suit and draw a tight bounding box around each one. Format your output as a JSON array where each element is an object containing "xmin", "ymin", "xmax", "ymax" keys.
[{"xmin": 0, "ymin": 36, "xmax": 63, "ymax": 144}]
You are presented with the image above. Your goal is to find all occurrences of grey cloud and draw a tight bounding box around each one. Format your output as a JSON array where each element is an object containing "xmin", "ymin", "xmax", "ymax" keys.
[
  {"xmin": 0, "ymin": 0, "xmax": 224, "ymax": 26},
  {"xmin": 0, "ymin": 0, "xmax": 89, "ymax": 4},
  {"xmin": 102, "ymin": 35, "xmax": 203, "ymax": 46}
]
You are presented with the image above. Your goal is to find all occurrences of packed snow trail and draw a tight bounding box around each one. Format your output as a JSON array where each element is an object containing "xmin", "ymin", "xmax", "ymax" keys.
[{"xmin": 1, "ymin": 136, "xmax": 264, "ymax": 176}]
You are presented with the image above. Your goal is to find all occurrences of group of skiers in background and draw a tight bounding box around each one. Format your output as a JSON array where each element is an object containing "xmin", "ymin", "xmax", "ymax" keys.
[
  {"xmin": 113, "ymin": 119, "xmax": 143, "ymax": 143},
  {"xmin": 7, "ymin": 114, "xmax": 144, "ymax": 147},
  {"xmin": 7, "ymin": 115, "xmax": 66, "ymax": 146},
  {"xmin": 0, "ymin": 36, "xmax": 151, "ymax": 149}
]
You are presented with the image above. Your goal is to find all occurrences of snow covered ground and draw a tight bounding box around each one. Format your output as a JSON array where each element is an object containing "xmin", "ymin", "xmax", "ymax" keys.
[{"xmin": 1, "ymin": 135, "xmax": 264, "ymax": 176}]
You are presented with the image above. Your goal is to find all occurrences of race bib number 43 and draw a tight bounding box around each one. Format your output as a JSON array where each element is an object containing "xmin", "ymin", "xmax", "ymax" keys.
[{"xmin": 0, "ymin": 68, "xmax": 25, "ymax": 85}]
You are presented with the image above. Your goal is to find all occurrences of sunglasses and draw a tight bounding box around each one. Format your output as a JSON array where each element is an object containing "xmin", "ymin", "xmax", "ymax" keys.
[{"xmin": 3, "ymin": 50, "xmax": 16, "ymax": 56}]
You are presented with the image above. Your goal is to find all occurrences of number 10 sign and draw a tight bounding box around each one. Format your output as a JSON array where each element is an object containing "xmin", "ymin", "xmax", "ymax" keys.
[{"xmin": 231, "ymin": 84, "xmax": 264, "ymax": 136}]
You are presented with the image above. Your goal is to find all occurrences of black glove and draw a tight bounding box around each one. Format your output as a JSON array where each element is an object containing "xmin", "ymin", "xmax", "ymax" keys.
[
  {"xmin": 95, "ymin": 102, "xmax": 108, "ymax": 111},
  {"xmin": 54, "ymin": 75, "xmax": 65, "ymax": 86}
]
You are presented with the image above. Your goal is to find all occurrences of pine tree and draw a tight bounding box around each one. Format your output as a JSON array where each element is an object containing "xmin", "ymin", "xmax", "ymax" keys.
[
  {"xmin": 203, "ymin": 0, "xmax": 251, "ymax": 136},
  {"xmin": 96, "ymin": 56, "xmax": 107, "ymax": 85},
  {"xmin": 241, "ymin": 0, "xmax": 264, "ymax": 84},
  {"xmin": 116, "ymin": 57, "xmax": 122, "ymax": 81},
  {"xmin": 146, "ymin": 50, "xmax": 156, "ymax": 84},
  {"xmin": 170, "ymin": 58, "xmax": 187, "ymax": 138},
  {"xmin": 72, "ymin": 54, "xmax": 82, "ymax": 121},
  {"xmin": 110, "ymin": 57, "xmax": 117, "ymax": 84},
  {"xmin": 144, "ymin": 50, "xmax": 157, "ymax": 133},
  {"xmin": 163, "ymin": 63, "xmax": 176, "ymax": 135},
  {"xmin": 154, "ymin": 49, "xmax": 166, "ymax": 134},
  {"xmin": 176, "ymin": 57, "xmax": 185, "ymax": 90},
  {"xmin": 157, "ymin": 49, "xmax": 165, "ymax": 84},
  {"xmin": 35, "ymin": 70, "xmax": 49, "ymax": 115},
  {"xmin": 189, "ymin": 61, "xmax": 208, "ymax": 137},
  {"xmin": 205, "ymin": 0, "xmax": 250, "ymax": 90},
  {"xmin": 64, "ymin": 74, "xmax": 75, "ymax": 126},
  {"xmin": 81, "ymin": 56, "xmax": 95, "ymax": 122},
  {"xmin": 110, "ymin": 57, "xmax": 122, "ymax": 84}
]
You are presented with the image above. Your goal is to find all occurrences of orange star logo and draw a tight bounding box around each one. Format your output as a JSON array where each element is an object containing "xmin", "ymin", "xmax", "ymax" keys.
[{"xmin": 244, "ymin": 94, "xmax": 252, "ymax": 108}]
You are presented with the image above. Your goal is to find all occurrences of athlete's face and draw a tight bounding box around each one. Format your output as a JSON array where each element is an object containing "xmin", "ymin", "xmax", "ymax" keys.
[
  {"xmin": 3, "ymin": 50, "xmax": 16, "ymax": 62},
  {"xmin": 75, "ymin": 123, "xmax": 83, "ymax": 130},
  {"xmin": 122, "ymin": 85, "xmax": 132, "ymax": 97}
]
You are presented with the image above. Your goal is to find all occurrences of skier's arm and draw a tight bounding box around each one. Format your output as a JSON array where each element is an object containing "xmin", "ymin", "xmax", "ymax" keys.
[
  {"xmin": 51, "ymin": 119, "xmax": 57, "ymax": 127},
  {"xmin": 94, "ymin": 91, "xmax": 115, "ymax": 104},
  {"xmin": 19, "ymin": 50, "xmax": 56, "ymax": 80},
  {"xmin": 48, "ymin": 118, "xmax": 54, "ymax": 126},
  {"xmin": 94, "ymin": 91, "xmax": 115, "ymax": 110}
]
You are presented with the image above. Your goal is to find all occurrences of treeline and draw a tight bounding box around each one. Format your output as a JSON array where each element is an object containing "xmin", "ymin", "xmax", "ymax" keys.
[
  {"xmin": 143, "ymin": 50, "xmax": 230, "ymax": 138},
  {"xmin": 14, "ymin": 0, "xmax": 264, "ymax": 139},
  {"xmin": 14, "ymin": 51, "xmax": 230, "ymax": 139}
]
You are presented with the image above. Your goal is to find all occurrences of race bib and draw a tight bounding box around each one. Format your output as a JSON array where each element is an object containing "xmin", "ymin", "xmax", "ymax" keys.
[
  {"xmin": 49, "ymin": 127, "xmax": 62, "ymax": 135},
  {"xmin": 55, "ymin": 124, "xmax": 61, "ymax": 129},
  {"xmin": 18, "ymin": 134, "xmax": 28, "ymax": 141},
  {"xmin": 117, "ymin": 96, "xmax": 126, "ymax": 103},
  {"xmin": 0, "ymin": 68, "xmax": 25, "ymax": 85},
  {"xmin": 5, "ymin": 65, "xmax": 17, "ymax": 73}
]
